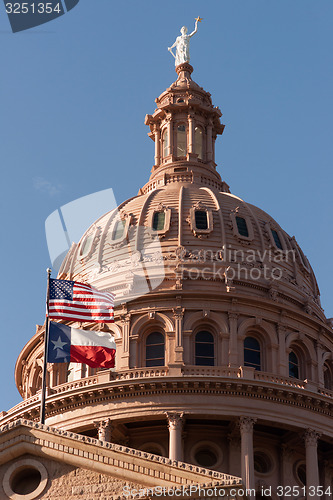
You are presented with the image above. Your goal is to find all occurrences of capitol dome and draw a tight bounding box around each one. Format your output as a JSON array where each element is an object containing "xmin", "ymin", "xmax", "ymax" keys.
[
  {"xmin": 58, "ymin": 63, "xmax": 322, "ymax": 321},
  {"xmin": 2, "ymin": 62, "xmax": 333, "ymax": 499}
]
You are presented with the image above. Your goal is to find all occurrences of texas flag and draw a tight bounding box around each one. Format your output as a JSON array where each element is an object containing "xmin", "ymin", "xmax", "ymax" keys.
[{"xmin": 47, "ymin": 322, "xmax": 116, "ymax": 368}]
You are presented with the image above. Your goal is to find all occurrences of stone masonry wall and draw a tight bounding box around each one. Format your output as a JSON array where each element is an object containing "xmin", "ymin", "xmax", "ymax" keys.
[{"xmin": 0, "ymin": 454, "xmax": 142, "ymax": 500}]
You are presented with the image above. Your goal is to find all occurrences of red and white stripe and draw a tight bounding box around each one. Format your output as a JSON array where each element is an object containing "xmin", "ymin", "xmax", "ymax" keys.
[
  {"xmin": 70, "ymin": 328, "xmax": 116, "ymax": 368},
  {"xmin": 49, "ymin": 282, "xmax": 114, "ymax": 323}
]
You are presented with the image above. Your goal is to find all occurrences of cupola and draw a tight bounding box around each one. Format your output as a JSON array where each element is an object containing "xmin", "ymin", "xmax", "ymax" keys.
[{"xmin": 144, "ymin": 63, "xmax": 227, "ymax": 193}]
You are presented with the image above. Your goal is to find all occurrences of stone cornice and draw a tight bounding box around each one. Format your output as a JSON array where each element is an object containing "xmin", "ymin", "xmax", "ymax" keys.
[{"xmin": 2, "ymin": 370, "xmax": 333, "ymax": 434}]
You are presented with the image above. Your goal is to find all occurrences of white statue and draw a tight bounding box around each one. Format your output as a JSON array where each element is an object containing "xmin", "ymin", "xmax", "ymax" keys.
[{"xmin": 168, "ymin": 17, "xmax": 202, "ymax": 66}]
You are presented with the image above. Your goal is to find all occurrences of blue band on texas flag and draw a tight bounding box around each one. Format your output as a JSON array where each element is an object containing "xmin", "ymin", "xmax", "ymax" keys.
[{"xmin": 47, "ymin": 322, "xmax": 116, "ymax": 368}]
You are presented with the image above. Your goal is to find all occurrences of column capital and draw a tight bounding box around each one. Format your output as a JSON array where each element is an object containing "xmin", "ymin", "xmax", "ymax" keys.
[
  {"xmin": 228, "ymin": 312, "xmax": 239, "ymax": 322},
  {"xmin": 165, "ymin": 412, "xmax": 184, "ymax": 431},
  {"xmin": 239, "ymin": 416, "xmax": 257, "ymax": 433},
  {"xmin": 172, "ymin": 307, "xmax": 185, "ymax": 321},
  {"xmin": 94, "ymin": 418, "xmax": 113, "ymax": 442},
  {"xmin": 303, "ymin": 428, "xmax": 321, "ymax": 446}
]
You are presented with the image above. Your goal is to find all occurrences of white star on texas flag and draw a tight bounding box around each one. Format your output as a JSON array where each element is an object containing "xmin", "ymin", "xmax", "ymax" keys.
[{"xmin": 51, "ymin": 336, "xmax": 68, "ymax": 351}]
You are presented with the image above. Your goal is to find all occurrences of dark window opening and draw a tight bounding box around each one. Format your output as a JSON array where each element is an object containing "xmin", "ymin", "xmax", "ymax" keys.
[
  {"xmin": 195, "ymin": 331, "xmax": 214, "ymax": 366},
  {"xmin": 289, "ymin": 351, "xmax": 299, "ymax": 379},
  {"xmin": 236, "ymin": 216, "xmax": 249, "ymax": 237},
  {"xmin": 254, "ymin": 452, "xmax": 272, "ymax": 474},
  {"xmin": 195, "ymin": 210, "xmax": 208, "ymax": 230},
  {"xmin": 244, "ymin": 336, "xmax": 261, "ymax": 370},
  {"xmin": 11, "ymin": 468, "xmax": 41, "ymax": 495},
  {"xmin": 195, "ymin": 449, "xmax": 217, "ymax": 467},
  {"xmin": 271, "ymin": 229, "xmax": 283, "ymax": 249},
  {"xmin": 146, "ymin": 332, "xmax": 165, "ymax": 367},
  {"xmin": 152, "ymin": 211, "xmax": 165, "ymax": 231}
]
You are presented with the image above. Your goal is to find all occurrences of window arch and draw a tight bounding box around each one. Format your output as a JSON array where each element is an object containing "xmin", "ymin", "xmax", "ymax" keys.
[
  {"xmin": 195, "ymin": 331, "xmax": 214, "ymax": 366},
  {"xmin": 194, "ymin": 126, "xmax": 203, "ymax": 160},
  {"xmin": 289, "ymin": 351, "xmax": 299, "ymax": 378},
  {"xmin": 162, "ymin": 129, "xmax": 169, "ymax": 158},
  {"xmin": 177, "ymin": 124, "xmax": 187, "ymax": 157},
  {"xmin": 146, "ymin": 332, "xmax": 165, "ymax": 367},
  {"xmin": 287, "ymin": 342, "xmax": 311, "ymax": 381},
  {"xmin": 244, "ymin": 336, "xmax": 261, "ymax": 370}
]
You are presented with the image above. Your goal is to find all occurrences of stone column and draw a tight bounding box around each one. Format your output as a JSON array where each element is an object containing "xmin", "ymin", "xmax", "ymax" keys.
[
  {"xmin": 228, "ymin": 313, "xmax": 239, "ymax": 367},
  {"xmin": 303, "ymin": 429, "xmax": 321, "ymax": 500},
  {"xmin": 167, "ymin": 118, "xmax": 173, "ymax": 157},
  {"xmin": 278, "ymin": 325, "xmax": 287, "ymax": 376},
  {"xmin": 154, "ymin": 125, "xmax": 161, "ymax": 166},
  {"xmin": 188, "ymin": 113, "xmax": 194, "ymax": 154},
  {"xmin": 281, "ymin": 443, "xmax": 294, "ymax": 488},
  {"xmin": 228, "ymin": 434, "xmax": 242, "ymax": 478},
  {"xmin": 94, "ymin": 419, "xmax": 113, "ymax": 442},
  {"xmin": 239, "ymin": 417, "xmax": 256, "ymax": 495},
  {"xmin": 323, "ymin": 461, "xmax": 333, "ymax": 500},
  {"xmin": 172, "ymin": 306, "xmax": 185, "ymax": 364},
  {"xmin": 316, "ymin": 341, "xmax": 325, "ymax": 387},
  {"xmin": 120, "ymin": 314, "xmax": 131, "ymax": 370},
  {"xmin": 166, "ymin": 412, "xmax": 184, "ymax": 461},
  {"xmin": 206, "ymin": 120, "xmax": 213, "ymax": 162}
]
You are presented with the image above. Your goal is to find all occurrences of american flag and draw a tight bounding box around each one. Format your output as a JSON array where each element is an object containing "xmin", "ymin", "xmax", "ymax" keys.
[{"xmin": 49, "ymin": 279, "xmax": 114, "ymax": 323}]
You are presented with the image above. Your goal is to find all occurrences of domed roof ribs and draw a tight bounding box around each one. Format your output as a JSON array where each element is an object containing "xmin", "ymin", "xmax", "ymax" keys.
[
  {"xmin": 135, "ymin": 189, "xmax": 162, "ymax": 252},
  {"xmin": 201, "ymin": 187, "xmax": 226, "ymax": 246}
]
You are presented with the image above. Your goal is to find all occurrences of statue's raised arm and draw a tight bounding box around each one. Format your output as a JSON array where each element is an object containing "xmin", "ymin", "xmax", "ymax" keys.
[
  {"xmin": 189, "ymin": 17, "xmax": 201, "ymax": 37},
  {"xmin": 168, "ymin": 17, "xmax": 202, "ymax": 67}
]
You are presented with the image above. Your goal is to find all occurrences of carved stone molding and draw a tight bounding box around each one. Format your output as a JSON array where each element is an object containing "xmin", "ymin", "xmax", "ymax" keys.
[
  {"xmin": 239, "ymin": 416, "xmax": 257, "ymax": 433},
  {"xmin": 165, "ymin": 412, "xmax": 184, "ymax": 431},
  {"xmin": 172, "ymin": 307, "xmax": 185, "ymax": 321},
  {"xmin": 303, "ymin": 428, "xmax": 321, "ymax": 446}
]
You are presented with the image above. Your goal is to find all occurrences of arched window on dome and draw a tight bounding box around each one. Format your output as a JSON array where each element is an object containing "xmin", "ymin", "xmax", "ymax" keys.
[
  {"xmin": 152, "ymin": 211, "xmax": 165, "ymax": 231},
  {"xmin": 289, "ymin": 351, "xmax": 299, "ymax": 379},
  {"xmin": 177, "ymin": 124, "xmax": 187, "ymax": 157},
  {"xmin": 109, "ymin": 214, "xmax": 131, "ymax": 245},
  {"xmin": 79, "ymin": 233, "xmax": 94, "ymax": 259},
  {"xmin": 324, "ymin": 361, "xmax": 333, "ymax": 390},
  {"xmin": 236, "ymin": 216, "xmax": 249, "ymax": 238},
  {"xmin": 271, "ymin": 229, "xmax": 283, "ymax": 250},
  {"xmin": 195, "ymin": 331, "xmax": 215, "ymax": 366},
  {"xmin": 244, "ymin": 337, "xmax": 261, "ymax": 371},
  {"xmin": 162, "ymin": 129, "xmax": 169, "ymax": 158},
  {"xmin": 194, "ymin": 126, "xmax": 203, "ymax": 160},
  {"xmin": 195, "ymin": 210, "xmax": 208, "ymax": 230},
  {"xmin": 112, "ymin": 219, "xmax": 126, "ymax": 240},
  {"xmin": 146, "ymin": 332, "xmax": 165, "ymax": 367}
]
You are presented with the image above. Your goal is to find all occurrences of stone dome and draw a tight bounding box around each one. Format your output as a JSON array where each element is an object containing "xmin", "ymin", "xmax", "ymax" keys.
[{"xmin": 58, "ymin": 63, "xmax": 323, "ymax": 322}]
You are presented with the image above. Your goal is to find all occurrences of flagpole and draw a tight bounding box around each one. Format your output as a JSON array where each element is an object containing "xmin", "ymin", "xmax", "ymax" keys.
[{"xmin": 40, "ymin": 268, "xmax": 52, "ymax": 424}]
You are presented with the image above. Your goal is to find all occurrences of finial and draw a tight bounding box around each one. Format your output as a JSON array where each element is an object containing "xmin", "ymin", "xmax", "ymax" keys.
[{"xmin": 168, "ymin": 17, "xmax": 202, "ymax": 67}]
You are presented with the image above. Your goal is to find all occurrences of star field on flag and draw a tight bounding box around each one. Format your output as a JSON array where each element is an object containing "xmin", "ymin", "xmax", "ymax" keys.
[{"xmin": 49, "ymin": 279, "xmax": 114, "ymax": 323}]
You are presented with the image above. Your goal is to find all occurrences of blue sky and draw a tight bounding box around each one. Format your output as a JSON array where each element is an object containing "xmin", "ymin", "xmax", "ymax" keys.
[{"xmin": 1, "ymin": 0, "xmax": 332, "ymax": 412}]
